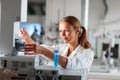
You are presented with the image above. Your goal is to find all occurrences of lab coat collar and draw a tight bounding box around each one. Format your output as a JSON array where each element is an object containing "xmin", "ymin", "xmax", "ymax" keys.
[
  {"xmin": 61, "ymin": 44, "xmax": 84, "ymax": 58},
  {"xmin": 69, "ymin": 44, "xmax": 84, "ymax": 58}
]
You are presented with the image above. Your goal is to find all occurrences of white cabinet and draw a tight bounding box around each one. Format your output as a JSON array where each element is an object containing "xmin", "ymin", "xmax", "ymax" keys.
[
  {"xmin": 45, "ymin": 0, "xmax": 82, "ymax": 30},
  {"xmin": 0, "ymin": 0, "xmax": 27, "ymax": 55}
]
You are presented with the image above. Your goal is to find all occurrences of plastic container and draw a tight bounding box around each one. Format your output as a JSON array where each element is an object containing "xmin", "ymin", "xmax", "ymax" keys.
[{"xmin": 54, "ymin": 50, "xmax": 59, "ymax": 69}]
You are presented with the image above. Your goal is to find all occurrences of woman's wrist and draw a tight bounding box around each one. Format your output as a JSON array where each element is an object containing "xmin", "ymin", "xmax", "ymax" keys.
[{"xmin": 25, "ymin": 38, "xmax": 35, "ymax": 44}]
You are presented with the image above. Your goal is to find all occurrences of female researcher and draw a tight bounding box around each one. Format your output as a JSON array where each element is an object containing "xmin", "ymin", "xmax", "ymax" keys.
[{"xmin": 19, "ymin": 16, "xmax": 94, "ymax": 79}]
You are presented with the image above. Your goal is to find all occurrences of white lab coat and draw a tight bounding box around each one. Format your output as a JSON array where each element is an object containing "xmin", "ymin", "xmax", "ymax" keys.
[{"xmin": 41, "ymin": 44, "xmax": 94, "ymax": 80}]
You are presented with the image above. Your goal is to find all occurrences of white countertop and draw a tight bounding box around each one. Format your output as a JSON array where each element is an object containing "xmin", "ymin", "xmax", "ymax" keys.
[{"xmin": 88, "ymin": 72, "xmax": 120, "ymax": 80}]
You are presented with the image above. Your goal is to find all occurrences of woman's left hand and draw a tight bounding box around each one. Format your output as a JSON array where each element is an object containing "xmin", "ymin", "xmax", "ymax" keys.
[{"xmin": 18, "ymin": 28, "xmax": 35, "ymax": 44}]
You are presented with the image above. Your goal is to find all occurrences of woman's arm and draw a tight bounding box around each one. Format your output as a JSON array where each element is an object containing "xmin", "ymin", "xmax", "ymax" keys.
[{"xmin": 19, "ymin": 28, "xmax": 68, "ymax": 68}]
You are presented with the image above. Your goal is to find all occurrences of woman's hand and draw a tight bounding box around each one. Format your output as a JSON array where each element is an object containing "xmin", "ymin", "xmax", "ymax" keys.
[
  {"xmin": 19, "ymin": 28, "xmax": 37, "ymax": 55},
  {"xmin": 18, "ymin": 28, "xmax": 35, "ymax": 44},
  {"xmin": 23, "ymin": 44, "xmax": 37, "ymax": 55}
]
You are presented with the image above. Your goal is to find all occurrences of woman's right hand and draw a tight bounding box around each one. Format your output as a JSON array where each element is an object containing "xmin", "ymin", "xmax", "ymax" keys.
[
  {"xmin": 23, "ymin": 44, "xmax": 37, "ymax": 55},
  {"xmin": 18, "ymin": 28, "xmax": 35, "ymax": 44}
]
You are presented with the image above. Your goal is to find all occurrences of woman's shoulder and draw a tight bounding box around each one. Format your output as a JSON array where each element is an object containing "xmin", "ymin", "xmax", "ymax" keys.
[
  {"xmin": 84, "ymin": 48, "xmax": 94, "ymax": 53},
  {"xmin": 78, "ymin": 45, "xmax": 94, "ymax": 55},
  {"xmin": 82, "ymin": 48, "xmax": 95, "ymax": 57}
]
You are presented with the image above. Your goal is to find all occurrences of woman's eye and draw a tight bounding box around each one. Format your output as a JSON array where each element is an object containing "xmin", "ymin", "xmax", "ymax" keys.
[
  {"xmin": 65, "ymin": 30, "xmax": 71, "ymax": 32},
  {"xmin": 59, "ymin": 30, "xmax": 71, "ymax": 33}
]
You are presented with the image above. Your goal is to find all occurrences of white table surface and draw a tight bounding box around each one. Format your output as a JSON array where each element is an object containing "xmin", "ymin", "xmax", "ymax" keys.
[{"xmin": 88, "ymin": 72, "xmax": 120, "ymax": 80}]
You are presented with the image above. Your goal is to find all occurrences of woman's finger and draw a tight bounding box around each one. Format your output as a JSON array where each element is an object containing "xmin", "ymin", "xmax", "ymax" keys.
[
  {"xmin": 23, "ymin": 44, "xmax": 36, "ymax": 53},
  {"xmin": 25, "ymin": 52, "xmax": 35, "ymax": 55},
  {"xmin": 25, "ymin": 51, "xmax": 38, "ymax": 55}
]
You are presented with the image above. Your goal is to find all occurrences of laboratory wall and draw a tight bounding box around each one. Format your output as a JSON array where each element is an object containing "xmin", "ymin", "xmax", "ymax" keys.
[{"xmin": 88, "ymin": 0, "xmax": 120, "ymax": 36}]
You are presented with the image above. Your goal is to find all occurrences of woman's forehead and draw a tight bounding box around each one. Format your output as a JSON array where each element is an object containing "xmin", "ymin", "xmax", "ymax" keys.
[{"xmin": 59, "ymin": 21, "xmax": 73, "ymax": 28}]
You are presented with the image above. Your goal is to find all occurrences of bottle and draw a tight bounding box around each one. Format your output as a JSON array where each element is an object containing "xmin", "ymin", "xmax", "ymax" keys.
[
  {"xmin": 109, "ymin": 55, "xmax": 114, "ymax": 67},
  {"xmin": 109, "ymin": 53, "xmax": 114, "ymax": 67},
  {"xmin": 54, "ymin": 50, "xmax": 59, "ymax": 69},
  {"xmin": 109, "ymin": 53, "xmax": 115, "ymax": 73}
]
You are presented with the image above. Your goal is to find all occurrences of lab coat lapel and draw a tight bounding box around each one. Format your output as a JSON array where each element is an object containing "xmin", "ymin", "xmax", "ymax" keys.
[
  {"xmin": 60, "ymin": 44, "xmax": 84, "ymax": 58},
  {"xmin": 69, "ymin": 45, "xmax": 83, "ymax": 58}
]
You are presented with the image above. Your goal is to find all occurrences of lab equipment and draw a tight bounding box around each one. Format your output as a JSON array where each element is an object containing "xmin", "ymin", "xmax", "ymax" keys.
[
  {"xmin": 0, "ymin": 55, "xmax": 45, "ymax": 80},
  {"xmin": 54, "ymin": 50, "xmax": 59, "ymax": 69},
  {"xmin": 108, "ymin": 54, "xmax": 114, "ymax": 69},
  {"xmin": 96, "ymin": 38, "xmax": 120, "ymax": 59},
  {"xmin": 0, "ymin": 55, "xmax": 82, "ymax": 80},
  {"xmin": 0, "ymin": 55, "xmax": 40, "ymax": 74},
  {"xmin": 35, "ymin": 65, "xmax": 82, "ymax": 80}
]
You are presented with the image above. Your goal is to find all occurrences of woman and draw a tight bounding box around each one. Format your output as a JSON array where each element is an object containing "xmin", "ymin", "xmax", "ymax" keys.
[{"xmin": 19, "ymin": 16, "xmax": 94, "ymax": 79}]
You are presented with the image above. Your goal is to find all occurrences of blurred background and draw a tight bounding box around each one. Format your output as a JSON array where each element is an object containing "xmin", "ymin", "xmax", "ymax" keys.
[{"xmin": 0, "ymin": 0, "xmax": 120, "ymax": 80}]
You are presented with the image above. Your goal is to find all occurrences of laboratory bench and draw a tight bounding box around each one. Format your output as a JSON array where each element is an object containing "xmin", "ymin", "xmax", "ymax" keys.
[
  {"xmin": 88, "ymin": 72, "xmax": 120, "ymax": 80},
  {"xmin": 1, "ymin": 56, "xmax": 120, "ymax": 80},
  {"xmin": 0, "ymin": 56, "xmax": 82, "ymax": 80},
  {"xmin": 35, "ymin": 65, "xmax": 82, "ymax": 80},
  {"xmin": 87, "ymin": 58, "xmax": 120, "ymax": 80}
]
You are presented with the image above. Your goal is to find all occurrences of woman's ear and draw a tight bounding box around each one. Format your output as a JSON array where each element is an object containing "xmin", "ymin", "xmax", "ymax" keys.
[{"xmin": 76, "ymin": 28, "xmax": 80, "ymax": 33}]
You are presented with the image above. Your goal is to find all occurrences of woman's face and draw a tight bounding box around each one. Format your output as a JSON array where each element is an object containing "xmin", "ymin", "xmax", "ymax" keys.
[{"xmin": 59, "ymin": 21, "xmax": 80, "ymax": 44}]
